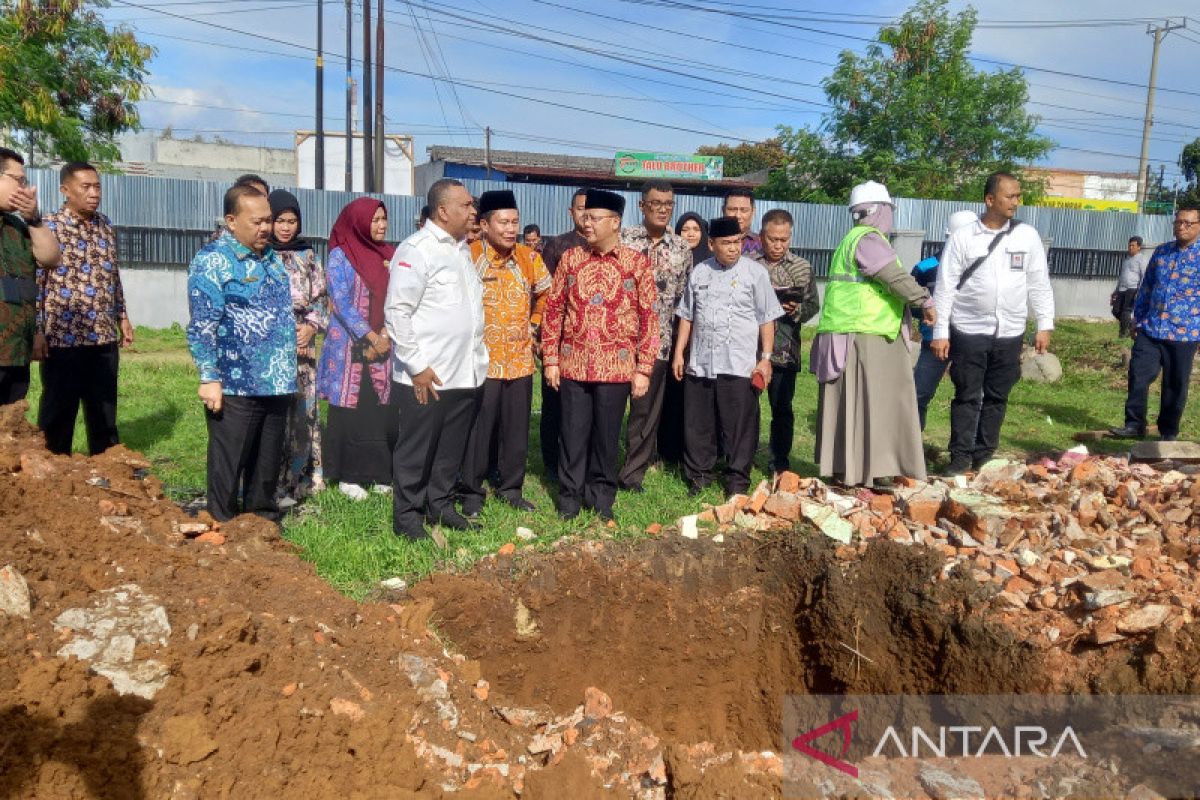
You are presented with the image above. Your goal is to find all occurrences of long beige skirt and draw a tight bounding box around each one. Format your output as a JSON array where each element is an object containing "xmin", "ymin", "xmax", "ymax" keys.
[{"xmin": 815, "ymin": 333, "xmax": 927, "ymax": 485}]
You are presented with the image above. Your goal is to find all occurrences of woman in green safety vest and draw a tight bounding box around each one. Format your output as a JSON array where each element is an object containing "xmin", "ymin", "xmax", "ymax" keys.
[{"xmin": 809, "ymin": 180, "xmax": 937, "ymax": 487}]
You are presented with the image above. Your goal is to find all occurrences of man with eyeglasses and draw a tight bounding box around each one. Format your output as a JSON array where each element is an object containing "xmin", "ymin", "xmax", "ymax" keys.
[
  {"xmin": 617, "ymin": 179, "xmax": 692, "ymax": 492},
  {"xmin": 1111, "ymin": 206, "xmax": 1200, "ymax": 442},
  {"xmin": 0, "ymin": 147, "xmax": 62, "ymax": 405},
  {"xmin": 723, "ymin": 188, "xmax": 762, "ymax": 258},
  {"xmin": 541, "ymin": 189, "xmax": 657, "ymax": 522}
]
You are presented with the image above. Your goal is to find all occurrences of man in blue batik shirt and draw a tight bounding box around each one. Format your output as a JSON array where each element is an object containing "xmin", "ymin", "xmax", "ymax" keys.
[{"xmin": 186, "ymin": 184, "xmax": 296, "ymax": 522}]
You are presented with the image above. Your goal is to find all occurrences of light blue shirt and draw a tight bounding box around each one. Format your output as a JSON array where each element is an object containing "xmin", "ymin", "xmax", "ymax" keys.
[{"xmin": 676, "ymin": 255, "xmax": 782, "ymax": 379}]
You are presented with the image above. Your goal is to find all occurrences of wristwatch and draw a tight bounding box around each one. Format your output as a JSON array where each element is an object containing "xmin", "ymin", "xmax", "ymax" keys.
[{"xmin": 24, "ymin": 215, "xmax": 42, "ymax": 228}]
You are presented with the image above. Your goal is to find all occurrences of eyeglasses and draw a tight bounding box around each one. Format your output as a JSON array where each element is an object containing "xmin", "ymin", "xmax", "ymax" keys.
[
  {"xmin": 1, "ymin": 172, "xmax": 28, "ymax": 187},
  {"xmin": 1174, "ymin": 218, "xmax": 1200, "ymax": 228},
  {"xmin": 582, "ymin": 212, "xmax": 620, "ymax": 223},
  {"xmin": 641, "ymin": 200, "xmax": 675, "ymax": 211}
]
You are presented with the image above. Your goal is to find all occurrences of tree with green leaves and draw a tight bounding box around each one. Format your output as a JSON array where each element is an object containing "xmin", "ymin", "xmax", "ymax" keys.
[
  {"xmin": 1175, "ymin": 138, "xmax": 1200, "ymax": 210},
  {"xmin": 696, "ymin": 139, "xmax": 788, "ymax": 178},
  {"xmin": 0, "ymin": 0, "xmax": 153, "ymax": 165},
  {"xmin": 763, "ymin": 0, "xmax": 1051, "ymax": 204}
]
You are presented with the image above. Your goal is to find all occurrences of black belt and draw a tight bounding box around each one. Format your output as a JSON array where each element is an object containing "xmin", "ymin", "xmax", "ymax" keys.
[{"xmin": 0, "ymin": 276, "xmax": 35, "ymax": 304}]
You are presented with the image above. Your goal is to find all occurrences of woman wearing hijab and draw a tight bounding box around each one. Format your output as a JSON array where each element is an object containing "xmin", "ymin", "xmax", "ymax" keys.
[
  {"xmin": 269, "ymin": 190, "xmax": 327, "ymax": 503},
  {"xmin": 675, "ymin": 212, "xmax": 712, "ymax": 264},
  {"xmin": 316, "ymin": 198, "xmax": 397, "ymax": 500},
  {"xmin": 810, "ymin": 181, "xmax": 933, "ymax": 487}
]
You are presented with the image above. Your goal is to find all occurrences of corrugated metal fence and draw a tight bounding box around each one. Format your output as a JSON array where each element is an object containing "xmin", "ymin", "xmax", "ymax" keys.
[{"xmin": 27, "ymin": 168, "xmax": 1173, "ymax": 274}]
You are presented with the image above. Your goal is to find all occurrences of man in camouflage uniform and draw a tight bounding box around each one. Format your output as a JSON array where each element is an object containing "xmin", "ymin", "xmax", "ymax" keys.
[{"xmin": 0, "ymin": 147, "xmax": 62, "ymax": 404}]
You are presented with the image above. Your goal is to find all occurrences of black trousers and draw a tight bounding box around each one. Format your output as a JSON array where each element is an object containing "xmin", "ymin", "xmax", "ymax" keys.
[
  {"xmin": 38, "ymin": 343, "xmax": 120, "ymax": 455},
  {"xmin": 539, "ymin": 373, "xmax": 561, "ymax": 479},
  {"xmin": 0, "ymin": 364, "xmax": 30, "ymax": 405},
  {"xmin": 392, "ymin": 384, "xmax": 480, "ymax": 537},
  {"xmin": 323, "ymin": 368, "xmax": 398, "ymax": 486},
  {"xmin": 558, "ymin": 379, "xmax": 629, "ymax": 517},
  {"xmin": 205, "ymin": 394, "xmax": 289, "ymax": 522},
  {"xmin": 947, "ymin": 329, "xmax": 1023, "ymax": 464},
  {"xmin": 766, "ymin": 365, "xmax": 797, "ymax": 473},
  {"xmin": 460, "ymin": 375, "xmax": 533, "ymax": 512},
  {"xmin": 1114, "ymin": 289, "xmax": 1138, "ymax": 338},
  {"xmin": 683, "ymin": 374, "xmax": 757, "ymax": 495},
  {"xmin": 657, "ymin": 366, "xmax": 685, "ymax": 465},
  {"xmin": 1123, "ymin": 332, "xmax": 1198, "ymax": 439},
  {"xmin": 618, "ymin": 359, "xmax": 668, "ymax": 489}
]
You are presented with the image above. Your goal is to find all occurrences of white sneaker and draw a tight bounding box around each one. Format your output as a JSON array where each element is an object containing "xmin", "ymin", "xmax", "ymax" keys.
[
  {"xmin": 372, "ymin": 483, "xmax": 393, "ymax": 495},
  {"xmin": 339, "ymin": 482, "xmax": 369, "ymax": 501}
]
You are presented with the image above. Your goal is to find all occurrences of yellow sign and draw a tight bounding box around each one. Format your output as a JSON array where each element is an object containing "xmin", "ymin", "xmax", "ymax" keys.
[{"xmin": 1036, "ymin": 196, "xmax": 1138, "ymax": 213}]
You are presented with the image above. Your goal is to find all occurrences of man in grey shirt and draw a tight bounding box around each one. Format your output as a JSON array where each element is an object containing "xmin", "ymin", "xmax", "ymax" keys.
[
  {"xmin": 1112, "ymin": 236, "xmax": 1149, "ymax": 338},
  {"xmin": 673, "ymin": 216, "xmax": 782, "ymax": 497}
]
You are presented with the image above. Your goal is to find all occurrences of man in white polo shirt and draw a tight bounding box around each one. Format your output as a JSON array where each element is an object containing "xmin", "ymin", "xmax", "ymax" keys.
[
  {"xmin": 386, "ymin": 178, "xmax": 488, "ymax": 541},
  {"xmin": 931, "ymin": 171, "xmax": 1055, "ymax": 475}
]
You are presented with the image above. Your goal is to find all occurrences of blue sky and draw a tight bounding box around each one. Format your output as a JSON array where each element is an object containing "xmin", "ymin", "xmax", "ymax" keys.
[{"xmin": 103, "ymin": 0, "xmax": 1200, "ymax": 186}]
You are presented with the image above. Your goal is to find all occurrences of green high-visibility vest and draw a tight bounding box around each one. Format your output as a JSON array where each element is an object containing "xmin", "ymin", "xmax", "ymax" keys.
[{"xmin": 816, "ymin": 225, "xmax": 904, "ymax": 339}]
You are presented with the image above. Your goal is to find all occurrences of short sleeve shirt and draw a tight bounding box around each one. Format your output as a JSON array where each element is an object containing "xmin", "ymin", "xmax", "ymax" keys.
[{"xmin": 676, "ymin": 255, "xmax": 782, "ymax": 379}]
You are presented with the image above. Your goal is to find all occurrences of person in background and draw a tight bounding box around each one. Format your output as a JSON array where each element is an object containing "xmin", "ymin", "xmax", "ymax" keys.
[
  {"xmin": 38, "ymin": 162, "xmax": 132, "ymax": 456},
  {"xmin": 754, "ymin": 208, "xmax": 818, "ymax": 478},
  {"xmin": 911, "ymin": 210, "xmax": 978, "ymax": 430},
  {"xmin": 522, "ymin": 223, "xmax": 543, "ymax": 253},
  {"xmin": 537, "ymin": 186, "xmax": 590, "ymax": 480},
  {"xmin": 316, "ymin": 198, "xmax": 397, "ymax": 501},
  {"xmin": 722, "ymin": 188, "xmax": 762, "ymax": 258},
  {"xmin": 1110, "ymin": 206, "xmax": 1200, "ymax": 442},
  {"xmin": 675, "ymin": 212, "xmax": 711, "ymax": 264},
  {"xmin": 417, "ymin": 204, "xmax": 431, "ymax": 232},
  {"xmin": 812, "ymin": 181, "xmax": 933, "ymax": 487},
  {"xmin": 387, "ymin": 178, "xmax": 487, "ymax": 543},
  {"xmin": 1111, "ymin": 236, "xmax": 1149, "ymax": 339},
  {"xmin": 465, "ymin": 199, "xmax": 482, "ymax": 245},
  {"xmin": 268, "ymin": 190, "xmax": 326, "ymax": 503},
  {"xmin": 541, "ymin": 189, "xmax": 657, "ymax": 522},
  {"xmin": 661, "ymin": 211, "xmax": 712, "ymax": 464},
  {"xmin": 618, "ymin": 180, "xmax": 692, "ymax": 492},
  {"xmin": 186, "ymin": 184, "xmax": 295, "ymax": 521},
  {"xmin": 0, "ymin": 147, "xmax": 61, "ymax": 405},
  {"xmin": 459, "ymin": 190, "xmax": 551, "ymax": 516},
  {"xmin": 674, "ymin": 216, "xmax": 781, "ymax": 496}
]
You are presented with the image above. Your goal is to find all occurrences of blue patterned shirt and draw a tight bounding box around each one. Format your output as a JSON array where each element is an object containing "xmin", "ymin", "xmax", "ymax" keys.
[
  {"xmin": 186, "ymin": 232, "xmax": 296, "ymax": 396},
  {"xmin": 1133, "ymin": 239, "xmax": 1200, "ymax": 342}
]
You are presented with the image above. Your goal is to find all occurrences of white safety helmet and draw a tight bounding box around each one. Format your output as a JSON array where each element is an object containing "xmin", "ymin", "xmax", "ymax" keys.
[
  {"xmin": 945, "ymin": 210, "xmax": 978, "ymax": 236},
  {"xmin": 848, "ymin": 180, "xmax": 894, "ymax": 209}
]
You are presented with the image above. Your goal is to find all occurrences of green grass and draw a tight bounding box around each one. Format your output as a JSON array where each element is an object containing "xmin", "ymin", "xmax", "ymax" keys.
[{"xmin": 26, "ymin": 320, "xmax": 1197, "ymax": 598}]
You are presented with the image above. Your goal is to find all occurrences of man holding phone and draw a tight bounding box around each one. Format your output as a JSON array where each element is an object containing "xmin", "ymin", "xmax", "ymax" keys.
[{"xmin": 754, "ymin": 208, "xmax": 818, "ymax": 477}]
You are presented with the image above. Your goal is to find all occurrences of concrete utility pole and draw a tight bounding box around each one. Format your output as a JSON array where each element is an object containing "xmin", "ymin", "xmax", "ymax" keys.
[
  {"xmin": 1137, "ymin": 18, "xmax": 1186, "ymax": 209},
  {"xmin": 363, "ymin": 0, "xmax": 374, "ymax": 193},
  {"xmin": 484, "ymin": 126, "xmax": 492, "ymax": 180},
  {"xmin": 315, "ymin": 0, "xmax": 324, "ymax": 189},
  {"xmin": 344, "ymin": 0, "xmax": 353, "ymax": 192},
  {"xmin": 374, "ymin": 0, "xmax": 385, "ymax": 192}
]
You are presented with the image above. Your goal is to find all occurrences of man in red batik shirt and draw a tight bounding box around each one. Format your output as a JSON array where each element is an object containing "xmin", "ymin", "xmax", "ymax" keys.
[{"xmin": 541, "ymin": 189, "xmax": 657, "ymax": 522}]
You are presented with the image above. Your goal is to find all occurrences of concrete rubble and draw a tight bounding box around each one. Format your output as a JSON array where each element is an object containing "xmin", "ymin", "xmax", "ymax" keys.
[{"xmin": 672, "ymin": 446, "xmax": 1200, "ymax": 651}]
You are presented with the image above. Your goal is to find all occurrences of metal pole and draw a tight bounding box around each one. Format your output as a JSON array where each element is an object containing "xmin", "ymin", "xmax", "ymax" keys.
[
  {"xmin": 484, "ymin": 126, "xmax": 492, "ymax": 180},
  {"xmin": 315, "ymin": 0, "xmax": 325, "ymax": 189},
  {"xmin": 344, "ymin": 0, "xmax": 353, "ymax": 191},
  {"xmin": 374, "ymin": 0, "xmax": 385, "ymax": 192},
  {"xmin": 1137, "ymin": 19, "xmax": 1185, "ymax": 209},
  {"xmin": 362, "ymin": 0, "xmax": 374, "ymax": 193}
]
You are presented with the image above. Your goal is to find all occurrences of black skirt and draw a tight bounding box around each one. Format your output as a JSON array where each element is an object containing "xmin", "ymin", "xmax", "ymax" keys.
[{"xmin": 323, "ymin": 367, "xmax": 398, "ymax": 485}]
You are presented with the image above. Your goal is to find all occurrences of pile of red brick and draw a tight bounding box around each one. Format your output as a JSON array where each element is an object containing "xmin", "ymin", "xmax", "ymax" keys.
[{"xmin": 683, "ymin": 449, "xmax": 1199, "ymax": 649}]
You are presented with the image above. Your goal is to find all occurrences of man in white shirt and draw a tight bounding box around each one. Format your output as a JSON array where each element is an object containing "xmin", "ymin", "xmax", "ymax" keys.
[
  {"xmin": 931, "ymin": 171, "xmax": 1055, "ymax": 475},
  {"xmin": 1111, "ymin": 236, "xmax": 1149, "ymax": 338},
  {"xmin": 385, "ymin": 178, "xmax": 488, "ymax": 541}
]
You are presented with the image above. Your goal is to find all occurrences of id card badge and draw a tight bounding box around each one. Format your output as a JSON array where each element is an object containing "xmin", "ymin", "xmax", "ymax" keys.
[{"xmin": 1008, "ymin": 251, "xmax": 1026, "ymax": 271}]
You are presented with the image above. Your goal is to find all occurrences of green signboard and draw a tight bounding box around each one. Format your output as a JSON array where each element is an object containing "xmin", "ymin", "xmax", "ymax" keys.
[{"xmin": 613, "ymin": 151, "xmax": 724, "ymax": 181}]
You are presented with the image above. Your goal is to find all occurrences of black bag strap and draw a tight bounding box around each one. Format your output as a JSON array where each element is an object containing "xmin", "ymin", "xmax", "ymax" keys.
[{"xmin": 956, "ymin": 221, "xmax": 1021, "ymax": 291}]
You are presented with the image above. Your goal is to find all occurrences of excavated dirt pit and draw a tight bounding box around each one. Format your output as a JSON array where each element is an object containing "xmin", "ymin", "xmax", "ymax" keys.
[{"xmin": 412, "ymin": 535, "xmax": 1048, "ymax": 751}]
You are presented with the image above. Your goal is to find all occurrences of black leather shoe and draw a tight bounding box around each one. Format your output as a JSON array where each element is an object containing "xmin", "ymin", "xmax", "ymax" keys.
[
  {"xmin": 430, "ymin": 508, "xmax": 476, "ymax": 531},
  {"xmin": 1161, "ymin": 434, "xmax": 1178, "ymax": 442},
  {"xmin": 1108, "ymin": 425, "xmax": 1146, "ymax": 438},
  {"xmin": 687, "ymin": 482, "xmax": 709, "ymax": 497},
  {"xmin": 618, "ymin": 481, "xmax": 644, "ymax": 494},
  {"xmin": 943, "ymin": 456, "xmax": 972, "ymax": 476},
  {"xmin": 557, "ymin": 504, "xmax": 580, "ymax": 520},
  {"xmin": 394, "ymin": 521, "xmax": 430, "ymax": 541},
  {"xmin": 503, "ymin": 496, "xmax": 537, "ymax": 512}
]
